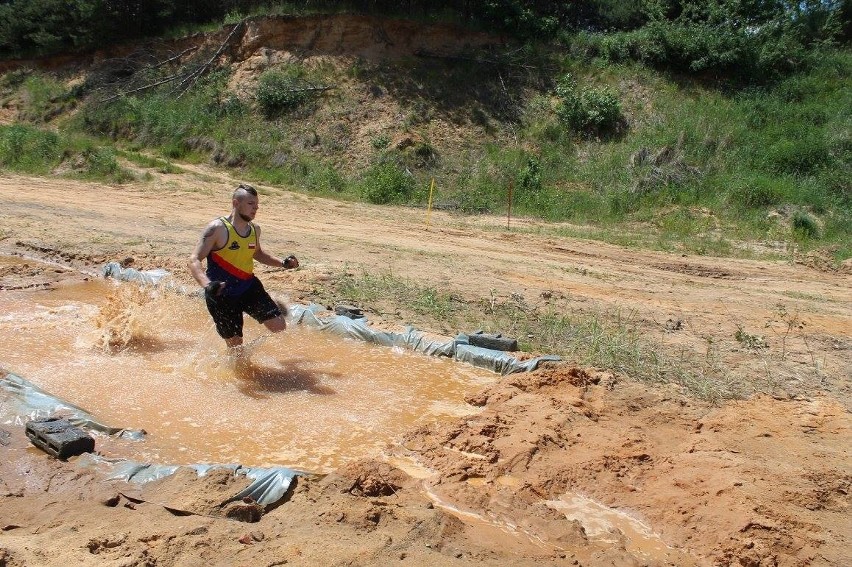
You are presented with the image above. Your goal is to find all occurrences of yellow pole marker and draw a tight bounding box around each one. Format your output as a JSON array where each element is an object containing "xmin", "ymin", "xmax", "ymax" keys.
[{"xmin": 426, "ymin": 177, "xmax": 435, "ymax": 227}]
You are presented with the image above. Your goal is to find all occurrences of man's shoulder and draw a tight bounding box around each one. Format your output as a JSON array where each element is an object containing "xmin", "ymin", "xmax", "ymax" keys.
[{"xmin": 202, "ymin": 218, "xmax": 228, "ymax": 239}]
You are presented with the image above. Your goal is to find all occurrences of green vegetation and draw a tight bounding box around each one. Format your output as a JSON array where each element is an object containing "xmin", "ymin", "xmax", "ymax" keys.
[
  {"xmin": 320, "ymin": 268, "xmax": 738, "ymax": 401},
  {"xmin": 256, "ymin": 66, "xmax": 312, "ymax": 118},
  {"xmin": 0, "ymin": 2, "xmax": 848, "ymax": 261},
  {"xmin": 555, "ymin": 73, "xmax": 623, "ymax": 135},
  {"xmin": 0, "ymin": 124, "xmax": 132, "ymax": 182}
]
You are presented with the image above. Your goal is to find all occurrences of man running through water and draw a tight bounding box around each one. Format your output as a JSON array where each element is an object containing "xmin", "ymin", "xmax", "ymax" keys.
[{"xmin": 188, "ymin": 183, "xmax": 299, "ymax": 352}]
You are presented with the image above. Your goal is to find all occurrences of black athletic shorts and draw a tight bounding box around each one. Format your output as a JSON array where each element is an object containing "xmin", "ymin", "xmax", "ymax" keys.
[{"xmin": 205, "ymin": 278, "xmax": 281, "ymax": 339}]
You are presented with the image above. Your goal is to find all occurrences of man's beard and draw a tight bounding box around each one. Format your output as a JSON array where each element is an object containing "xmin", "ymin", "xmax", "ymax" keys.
[{"xmin": 238, "ymin": 212, "xmax": 253, "ymax": 222}]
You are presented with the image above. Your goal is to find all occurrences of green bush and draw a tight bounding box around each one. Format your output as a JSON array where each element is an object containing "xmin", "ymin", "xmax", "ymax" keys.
[
  {"xmin": 19, "ymin": 74, "xmax": 73, "ymax": 122},
  {"xmin": 518, "ymin": 155, "xmax": 542, "ymax": 193},
  {"xmin": 571, "ymin": 0, "xmax": 847, "ymax": 83},
  {"xmin": 215, "ymin": 94, "xmax": 248, "ymax": 118},
  {"xmin": 307, "ymin": 164, "xmax": 346, "ymax": 194},
  {"xmin": 762, "ymin": 132, "xmax": 830, "ymax": 176},
  {"xmin": 729, "ymin": 177, "xmax": 782, "ymax": 209},
  {"xmin": 555, "ymin": 74, "xmax": 623, "ymax": 135},
  {"xmin": 256, "ymin": 67, "xmax": 309, "ymax": 118},
  {"xmin": 76, "ymin": 146, "xmax": 133, "ymax": 182},
  {"xmin": 360, "ymin": 161, "xmax": 415, "ymax": 204},
  {"xmin": 371, "ymin": 134, "xmax": 390, "ymax": 150},
  {"xmin": 792, "ymin": 210, "xmax": 820, "ymax": 238},
  {"xmin": 0, "ymin": 124, "xmax": 60, "ymax": 172},
  {"xmin": 78, "ymin": 98, "xmax": 141, "ymax": 139}
]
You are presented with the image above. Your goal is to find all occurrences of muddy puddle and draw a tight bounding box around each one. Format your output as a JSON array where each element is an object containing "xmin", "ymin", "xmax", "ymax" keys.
[{"xmin": 0, "ymin": 270, "xmax": 498, "ymax": 472}]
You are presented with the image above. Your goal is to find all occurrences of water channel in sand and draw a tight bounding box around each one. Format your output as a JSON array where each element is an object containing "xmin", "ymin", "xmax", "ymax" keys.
[{"xmin": 0, "ymin": 269, "xmax": 498, "ymax": 472}]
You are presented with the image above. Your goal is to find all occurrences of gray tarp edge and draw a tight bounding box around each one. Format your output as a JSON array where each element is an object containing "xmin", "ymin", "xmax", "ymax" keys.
[
  {"xmin": 102, "ymin": 261, "xmax": 561, "ymax": 375},
  {"xmin": 76, "ymin": 453, "xmax": 301, "ymax": 507},
  {"xmin": 0, "ymin": 371, "xmax": 145, "ymax": 439}
]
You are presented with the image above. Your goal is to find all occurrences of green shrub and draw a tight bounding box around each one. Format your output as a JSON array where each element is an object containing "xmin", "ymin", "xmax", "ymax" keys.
[
  {"xmin": 571, "ymin": 0, "xmax": 848, "ymax": 84},
  {"xmin": 20, "ymin": 74, "xmax": 73, "ymax": 122},
  {"xmin": 729, "ymin": 177, "xmax": 782, "ymax": 209},
  {"xmin": 215, "ymin": 94, "xmax": 248, "ymax": 117},
  {"xmin": 555, "ymin": 74, "xmax": 623, "ymax": 135},
  {"xmin": 75, "ymin": 146, "xmax": 132, "ymax": 182},
  {"xmin": 371, "ymin": 134, "xmax": 390, "ymax": 150},
  {"xmin": 307, "ymin": 164, "xmax": 346, "ymax": 194},
  {"xmin": 762, "ymin": 132, "xmax": 830, "ymax": 176},
  {"xmin": 412, "ymin": 141, "xmax": 437, "ymax": 166},
  {"xmin": 256, "ymin": 67, "xmax": 309, "ymax": 118},
  {"xmin": 792, "ymin": 210, "xmax": 820, "ymax": 238},
  {"xmin": 518, "ymin": 155, "xmax": 542, "ymax": 193},
  {"xmin": 0, "ymin": 124, "xmax": 60, "ymax": 172},
  {"xmin": 78, "ymin": 98, "xmax": 141, "ymax": 139},
  {"xmin": 360, "ymin": 161, "xmax": 415, "ymax": 204},
  {"xmin": 161, "ymin": 139, "xmax": 187, "ymax": 160}
]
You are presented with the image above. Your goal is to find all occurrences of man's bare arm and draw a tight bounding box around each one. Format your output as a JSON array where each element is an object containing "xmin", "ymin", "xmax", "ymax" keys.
[{"xmin": 188, "ymin": 221, "xmax": 226, "ymax": 286}]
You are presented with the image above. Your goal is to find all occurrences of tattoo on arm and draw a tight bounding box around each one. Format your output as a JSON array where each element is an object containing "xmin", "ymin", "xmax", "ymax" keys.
[{"xmin": 200, "ymin": 225, "xmax": 216, "ymax": 246}]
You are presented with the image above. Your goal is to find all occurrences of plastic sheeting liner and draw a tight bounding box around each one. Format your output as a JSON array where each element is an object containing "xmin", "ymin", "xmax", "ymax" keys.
[
  {"xmin": 78, "ymin": 453, "xmax": 302, "ymax": 507},
  {"xmin": 102, "ymin": 262, "xmax": 561, "ymax": 375},
  {"xmin": 0, "ymin": 370, "xmax": 145, "ymax": 439}
]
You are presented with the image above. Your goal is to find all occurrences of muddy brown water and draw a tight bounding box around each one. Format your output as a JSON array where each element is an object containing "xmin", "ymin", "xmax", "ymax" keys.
[{"xmin": 0, "ymin": 274, "xmax": 497, "ymax": 472}]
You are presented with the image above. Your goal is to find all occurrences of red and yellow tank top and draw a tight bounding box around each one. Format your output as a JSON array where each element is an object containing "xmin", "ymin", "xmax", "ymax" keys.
[{"xmin": 206, "ymin": 216, "xmax": 257, "ymax": 296}]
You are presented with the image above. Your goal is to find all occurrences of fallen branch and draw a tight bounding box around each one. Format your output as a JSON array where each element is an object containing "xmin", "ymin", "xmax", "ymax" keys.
[
  {"xmin": 99, "ymin": 70, "xmax": 187, "ymax": 102},
  {"xmin": 149, "ymin": 45, "xmax": 199, "ymax": 70},
  {"xmin": 98, "ymin": 21, "xmax": 245, "ymax": 103},
  {"xmin": 283, "ymin": 85, "xmax": 335, "ymax": 94},
  {"xmin": 175, "ymin": 20, "xmax": 246, "ymax": 99}
]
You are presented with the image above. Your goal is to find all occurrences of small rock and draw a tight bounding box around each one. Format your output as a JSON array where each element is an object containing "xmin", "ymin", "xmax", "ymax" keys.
[
  {"xmin": 251, "ymin": 531, "xmax": 265, "ymax": 542},
  {"xmin": 239, "ymin": 534, "xmax": 254, "ymax": 545}
]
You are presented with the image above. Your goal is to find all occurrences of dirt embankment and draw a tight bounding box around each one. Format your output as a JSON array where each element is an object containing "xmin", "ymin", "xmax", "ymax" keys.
[
  {"xmin": 0, "ymin": 14, "xmax": 501, "ymax": 74},
  {"xmin": 1, "ymin": 169, "xmax": 850, "ymax": 566}
]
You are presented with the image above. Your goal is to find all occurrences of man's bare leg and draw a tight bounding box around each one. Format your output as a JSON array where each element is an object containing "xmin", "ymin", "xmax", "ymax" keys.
[
  {"xmin": 226, "ymin": 336, "xmax": 245, "ymax": 359},
  {"xmin": 263, "ymin": 315, "xmax": 286, "ymax": 333}
]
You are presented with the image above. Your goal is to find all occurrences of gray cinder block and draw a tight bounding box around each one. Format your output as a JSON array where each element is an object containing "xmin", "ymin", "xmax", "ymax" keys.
[{"xmin": 25, "ymin": 417, "xmax": 95, "ymax": 460}]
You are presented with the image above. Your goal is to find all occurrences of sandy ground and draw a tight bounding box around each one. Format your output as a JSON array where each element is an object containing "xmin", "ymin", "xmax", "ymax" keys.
[{"xmin": 0, "ymin": 168, "xmax": 850, "ymax": 567}]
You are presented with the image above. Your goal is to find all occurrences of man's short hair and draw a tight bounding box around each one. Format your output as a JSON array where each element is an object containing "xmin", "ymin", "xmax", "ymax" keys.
[{"xmin": 233, "ymin": 183, "xmax": 257, "ymax": 199}]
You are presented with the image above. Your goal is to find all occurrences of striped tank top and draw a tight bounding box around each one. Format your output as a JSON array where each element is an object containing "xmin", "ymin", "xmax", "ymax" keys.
[{"xmin": 206, "ymin": 216, "xmax": 257, "ymax": 296}]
